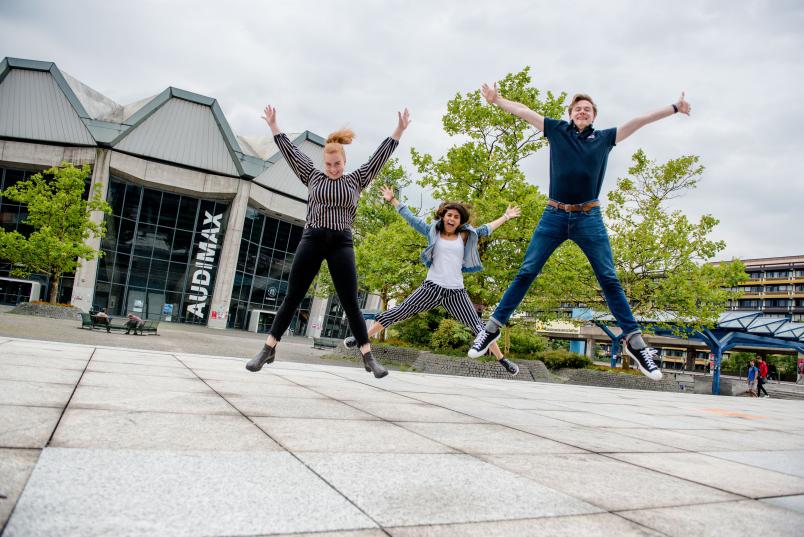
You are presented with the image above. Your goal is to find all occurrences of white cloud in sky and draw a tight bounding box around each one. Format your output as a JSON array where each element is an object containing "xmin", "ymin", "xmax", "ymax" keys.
[{"xmin": 1, "ymin": 0, "xmax": 802, "ymax": 259}]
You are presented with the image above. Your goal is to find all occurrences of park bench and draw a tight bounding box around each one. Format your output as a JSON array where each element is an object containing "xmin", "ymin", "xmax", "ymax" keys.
[
  {"xmin": 312, "ymin": 336, "xmax": 341, "ymax": 350},
  {"xmin": 79, "ymin": 313, "xmax": 160, "ymax": 335}
]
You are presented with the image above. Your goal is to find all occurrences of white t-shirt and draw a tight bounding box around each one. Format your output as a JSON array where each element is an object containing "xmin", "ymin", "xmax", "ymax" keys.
[{"xmin": 426, "ymin": 235, "xmax": 464, "ymax": 289}]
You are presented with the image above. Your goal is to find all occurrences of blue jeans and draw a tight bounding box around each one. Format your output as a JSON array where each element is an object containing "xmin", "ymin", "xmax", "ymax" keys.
[{"xmin": 492, "ymin": 204, "xmax": 639, "ymax": 335}]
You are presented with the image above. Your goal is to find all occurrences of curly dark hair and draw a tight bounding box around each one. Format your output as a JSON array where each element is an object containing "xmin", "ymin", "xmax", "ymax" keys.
[{"xmin": 434, "ymin": 202, "xmax": 471, "ymax": 232}]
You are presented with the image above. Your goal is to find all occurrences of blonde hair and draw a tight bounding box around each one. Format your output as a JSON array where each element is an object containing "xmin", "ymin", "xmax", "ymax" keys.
[
  {"xmin": 324, "ymin": 128, "xmax": 355, "ymax": 159},
  {"xmin": 567, "ymin": 93, "xmax": 597, "ymax": 118}
]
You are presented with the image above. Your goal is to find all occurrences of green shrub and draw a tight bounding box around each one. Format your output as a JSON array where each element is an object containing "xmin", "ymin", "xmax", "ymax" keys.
[
  {"xmin": 507, "ymin": 326, "xmax": 548, "ymax": 355},
  {"xmin": 392, "ymin": 310, "xmax": 446, "ymax": 346},
  {"xmin": 430, "ymin": 318, "xmax": 473, "ymax": 350},
  {"xmin": 535, "ymin": 349, "xmax": 592, "ymax": 370}
]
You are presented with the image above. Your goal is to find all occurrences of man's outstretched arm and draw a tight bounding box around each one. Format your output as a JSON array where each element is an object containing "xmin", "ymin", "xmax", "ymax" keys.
[
  {"xmin": 616, "ymin": 92, "xmax": 691, "ymax": 144},
  {"xmin": 481, "ymin": 82, "xmax": 545, "ymax": 131}
]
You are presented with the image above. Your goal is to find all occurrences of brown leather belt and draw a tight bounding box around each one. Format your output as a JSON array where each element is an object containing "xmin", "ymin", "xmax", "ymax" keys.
[{"xmin": 548, "ymin": 200, "xmax": 600, "ymax": 212}]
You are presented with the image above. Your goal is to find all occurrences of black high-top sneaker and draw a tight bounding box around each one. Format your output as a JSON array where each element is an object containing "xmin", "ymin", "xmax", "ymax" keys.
[
  {"xmin": 499, "ymin": 357, "xmax": 519, "ymax": 376},
  {"xmin": 624, "ymin": 339, "xmax": 662, "ymax": 380},
  {"xmin": 246, "ymin": 344, "xmax": 276, "ymax": 372},
  {"xmin": 468, "ymin": 328, "xmax": 501, "ymax": 358},
  {"xmin": 362, "ymin": 351, "xmax": 388, "ymax": 379}
]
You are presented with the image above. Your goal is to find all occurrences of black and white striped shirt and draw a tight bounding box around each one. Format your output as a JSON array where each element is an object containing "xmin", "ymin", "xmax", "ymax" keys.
[{"xmin": 274, "ymin": 133, "xmax": 398, "ymax": 230}]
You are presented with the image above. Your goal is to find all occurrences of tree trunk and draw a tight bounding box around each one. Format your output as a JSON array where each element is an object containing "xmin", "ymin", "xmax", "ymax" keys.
[{"xmin": 49, "ymin": 272, "xmax": 61, "ymax": 304}]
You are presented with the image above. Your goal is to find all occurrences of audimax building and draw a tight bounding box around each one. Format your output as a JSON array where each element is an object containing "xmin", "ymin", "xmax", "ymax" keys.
[{"xmin": 0, "ymin": 57, "xmax": 370, "ymax": 338}]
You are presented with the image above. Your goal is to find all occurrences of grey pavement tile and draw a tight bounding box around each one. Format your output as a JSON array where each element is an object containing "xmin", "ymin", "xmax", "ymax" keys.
[
  {"xmin": 0, "ymin": 379, "xmax": 75, "ymax": 407},
  {"xmin": 484, "ymin": 453, "xmax": 738, "ymax": 511},
  {"xmin": 690, "ymin": 429, "xmax": 804, "ymax": 451},
  {"xmin": 229, "ymin": 395, "xmax": 379, "ymax": 420},
  {"xmin": 311, "ymin": 386, "xmax": 419, "ymax": 403},
  {"xmin": 174, "ymin": 356, "xmax": 246, "ymax": 372},
  {"xmin": 608, "ymin": 427, "xmax": 739, "ymax": 451},
  {"xmin": 386, "ymin": 512, "xmax": 665, "ymax": 536},
  {"xmin": 610, "ymin": 452, "xmax": 804, "ymax": 497},
  {"xmin": 206, "ymin": 379, "xmax": 327, "ymax": 398},
  {"xmin": 299, "ymin": 453, "xmax": 601, "ymax": 527},
  {"xmin": 253, "ymin": 417, "xmax": 455, "ymax": 453},
  {"xmin": 1, "ymin": 342, "xmax": 93, "ymax": 360},
  {"xmin": 0, "ymin": 448, "xmax": 40, "ymax": 530},
  {"xmin": 0, "ymin": 353, "xmax": 87, "ymax": 370},
  {"xmin": 270, "ymin": 530, "xmax": 388, "ymax": 537},
  {"xmin": 3, "ymin": 448, "xmax": 376, "ymax": 537},
  {"xmin": 532, "ymin": 410, "xmax": 651, "ymax": 429},
  {"xmin": 69, "ymin": 385, "xmax": 238, "ymax": 415},
  {"xmin": 400, "ymin": 422, "xmax": 584, "ymax": 455},
  {"xmin": 521, "ymin": 425, "xmax": 681, "ymax": 453},
  {"xmin": 50, "ymin": 408, "xmax": 283, "ymax": 451},
  {"xmin": 91, "ymin": 349, "xmax": 184, "ymax": 368},
  {"xmin": 619, "ymin": 499, "xmax": 804, "ymax": 537},
  {"xmin": 78, "ymin": 371, "xmax": 213, "ymax": 393},
  {"xmin": 459, "ymin": 407, "xmax": 575, "ymax": 430},
  {"xmin": 344, "ymin": 400, "xmax": 484, "ymax": 423},
  {"xmin": 86, "ymin": 360, "xmax": 197, "ymax": 378},
  {"xmin": 472, "ymin": 396, "xmax": 569, "ymax": 411},
  {"xmin": 0, "ymin": 405, "xmax": 62, "ymax": 448},
  {"xmin": 704, "ymin": 450, "xmax": 804, "ymax": 477},
  {"xmin": 189, "ymin": 367, "xmax": 302, "ymax": 384},
  {"xmin": 0, "ymin": 363, "xmax": 84, "ymax": 385},
  {"xmin": 760, "ymin": 494, "xmax": 804, "ymax": 514}
]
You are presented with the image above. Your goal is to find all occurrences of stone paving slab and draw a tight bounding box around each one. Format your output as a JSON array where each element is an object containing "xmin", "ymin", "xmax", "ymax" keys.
[
  {"xmin": 252, "ymin": 417, "xmax": 455, "ymax": 453},
  {"xmin": 3, "ymin": 449, "xmax": 376, "ymax": 537},
  {"xmin": 484, "ymin": 453, "xmax": 739, "ymax": 511},
  {"xmin": 0, "ymin": 449, "xmax": 39, "ymax": 528},
  {"xmin": 609, "ymin": 452, "xmax": 804, "ymax": 497},
  {"xmin": 0, "ymin": 406, "xmax": 62, "ymax": 448},
  {"xmin": 69, "ymin": 384, "xmax": 239, "ymax": 415},
  {"xmin": 385, "ymin": 513, "xmax": 665, "ymax": 536},
  {"xmin": 619, "ymin": 499, "xmax": 804, "ymax": 537},
  {"xmin": 0, "ymin": 379, "xmax": 76, "ymax": 407},
  {"xmin": 3, "ymin": 336, "xmax": 804, "ymax": 536},
  {"xmin": 49, "ymin": 409, "xmax": 283, "ymax": 451},
  {"xmin": 297, "ymin": 453, "xmax": 602, "ymax": 526}
]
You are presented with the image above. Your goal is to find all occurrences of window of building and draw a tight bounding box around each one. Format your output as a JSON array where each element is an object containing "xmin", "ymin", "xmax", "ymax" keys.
[
  {"xmin": 764, "ymin": 298, "xmax": 791, "ymax": 308},
  {"xmin": 765, "ymin": 270, "xmax": 790, "ymax": 278},
  {"xmin": 748, "ymin": 272, "xmax": 763, "ymax": 279},
  {"xmin": 94, "ymin": 177, "xmax": 228, "ymax": 324},
  {"xmin": 765, "ymin": 285, "xmax": 791, "ymax": 292},
  {"xmin": 737, "ymin": 299, "xmax": 761, "ymax": 308},
  {"xmin": 227, "ymin": 207, "xmax": 310, "ymax": 334}
]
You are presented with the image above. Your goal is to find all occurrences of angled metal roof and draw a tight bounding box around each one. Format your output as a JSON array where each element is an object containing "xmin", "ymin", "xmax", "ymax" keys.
[
  {"xmin": 253, "ymin": 132, "xmax": 325, "ymax": 201},
  {"xmin": 0, "ymin": 59, "xmax": 95, "ymax": 146},
  {"xmin": 113, "ymin": 91, "xmax": 241, "ymax": 176}
]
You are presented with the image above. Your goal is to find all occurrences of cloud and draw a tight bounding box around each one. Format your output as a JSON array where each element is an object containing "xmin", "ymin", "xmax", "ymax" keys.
[{"xmin": 1, "ymin": 0, "xmax": 802, "ymax": 259}]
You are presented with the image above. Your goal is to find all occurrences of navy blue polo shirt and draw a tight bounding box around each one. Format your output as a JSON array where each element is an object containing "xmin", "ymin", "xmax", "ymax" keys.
[{"xmin": 543, "ymin": 117, "xmax": 617, "ymax": 204}]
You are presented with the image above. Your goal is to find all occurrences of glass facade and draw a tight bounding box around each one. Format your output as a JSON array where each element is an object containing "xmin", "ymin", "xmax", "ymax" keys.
[
  {"xmin": 320, "ymin": 292, "xmax": 368, "ymax": 338},
  {"xmin": 0, "ymin": 166, "xmax": 76, "ymax": 303},
  {"xmin": 93, "ymin": 177, "xmax": 228, "ymax": 324},
  {"xmin": 227, "ymin": 207, "xmax": 311, "ymax": 335}
]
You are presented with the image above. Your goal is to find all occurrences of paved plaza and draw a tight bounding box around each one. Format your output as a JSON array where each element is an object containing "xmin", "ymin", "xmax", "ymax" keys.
[{"xmin": 1, "ymin": 336, "xmax": 804, "ymax": 536}]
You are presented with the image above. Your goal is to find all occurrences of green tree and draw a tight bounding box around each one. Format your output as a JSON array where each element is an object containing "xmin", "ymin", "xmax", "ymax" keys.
[
  {"xmin": 0, "ymin": 163, "xmax": 111, "ymax": 304},
  {"xmin": 576, "ymin": 149, "xmax": 747, "ymax": 334},
  {"xmin": 410, "ymin": 67, "xmax": 568, "ymax": 310}
]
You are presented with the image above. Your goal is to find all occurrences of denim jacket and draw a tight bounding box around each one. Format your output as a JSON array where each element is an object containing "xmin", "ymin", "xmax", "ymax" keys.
[{"xmin": 396, "ymin": 203, "xmax": 492, "ymax": 273}]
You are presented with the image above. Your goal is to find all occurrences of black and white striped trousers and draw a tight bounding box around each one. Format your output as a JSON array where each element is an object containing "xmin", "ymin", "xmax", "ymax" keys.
[{"xmin": 375, "ymin": 280, "xmax": 483, "ymax": 334}]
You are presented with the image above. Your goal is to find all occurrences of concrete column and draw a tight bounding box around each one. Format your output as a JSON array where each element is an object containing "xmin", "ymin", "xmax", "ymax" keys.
[
  {"xmin": 207, "ymin": 180, "xmax": 251, "ymax": 329},
  {"xmin": 307, "ymin": 296, "xmax": 328, "ymax": 338},
  {"xmin": 585, "ymin": 338, "xmax": 596, "ymax": 359},
  {"xmin": 70, "ymin": 148, "xmax": 111, "ymax": 312}
]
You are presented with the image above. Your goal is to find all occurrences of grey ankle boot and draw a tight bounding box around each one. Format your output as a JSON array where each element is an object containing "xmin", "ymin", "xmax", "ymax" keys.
[
  {"xmin": 362, "ymin": 351, "xmax": 388, "ymax": 379},
  {"xmin": 246, "ymin": 344, "xmax": 275, "ymax": 372}
]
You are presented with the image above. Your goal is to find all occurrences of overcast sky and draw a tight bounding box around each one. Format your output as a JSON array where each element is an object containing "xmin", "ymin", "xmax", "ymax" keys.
[{"xmin": 1, "ymin": 0, "xmax": 802, "ymax": 261}]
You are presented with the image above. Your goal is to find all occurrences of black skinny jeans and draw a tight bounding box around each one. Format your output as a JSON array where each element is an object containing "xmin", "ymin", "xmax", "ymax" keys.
[{"xmin": 268, "ymin": 227, "xmax": 369, "ymax": 346}]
